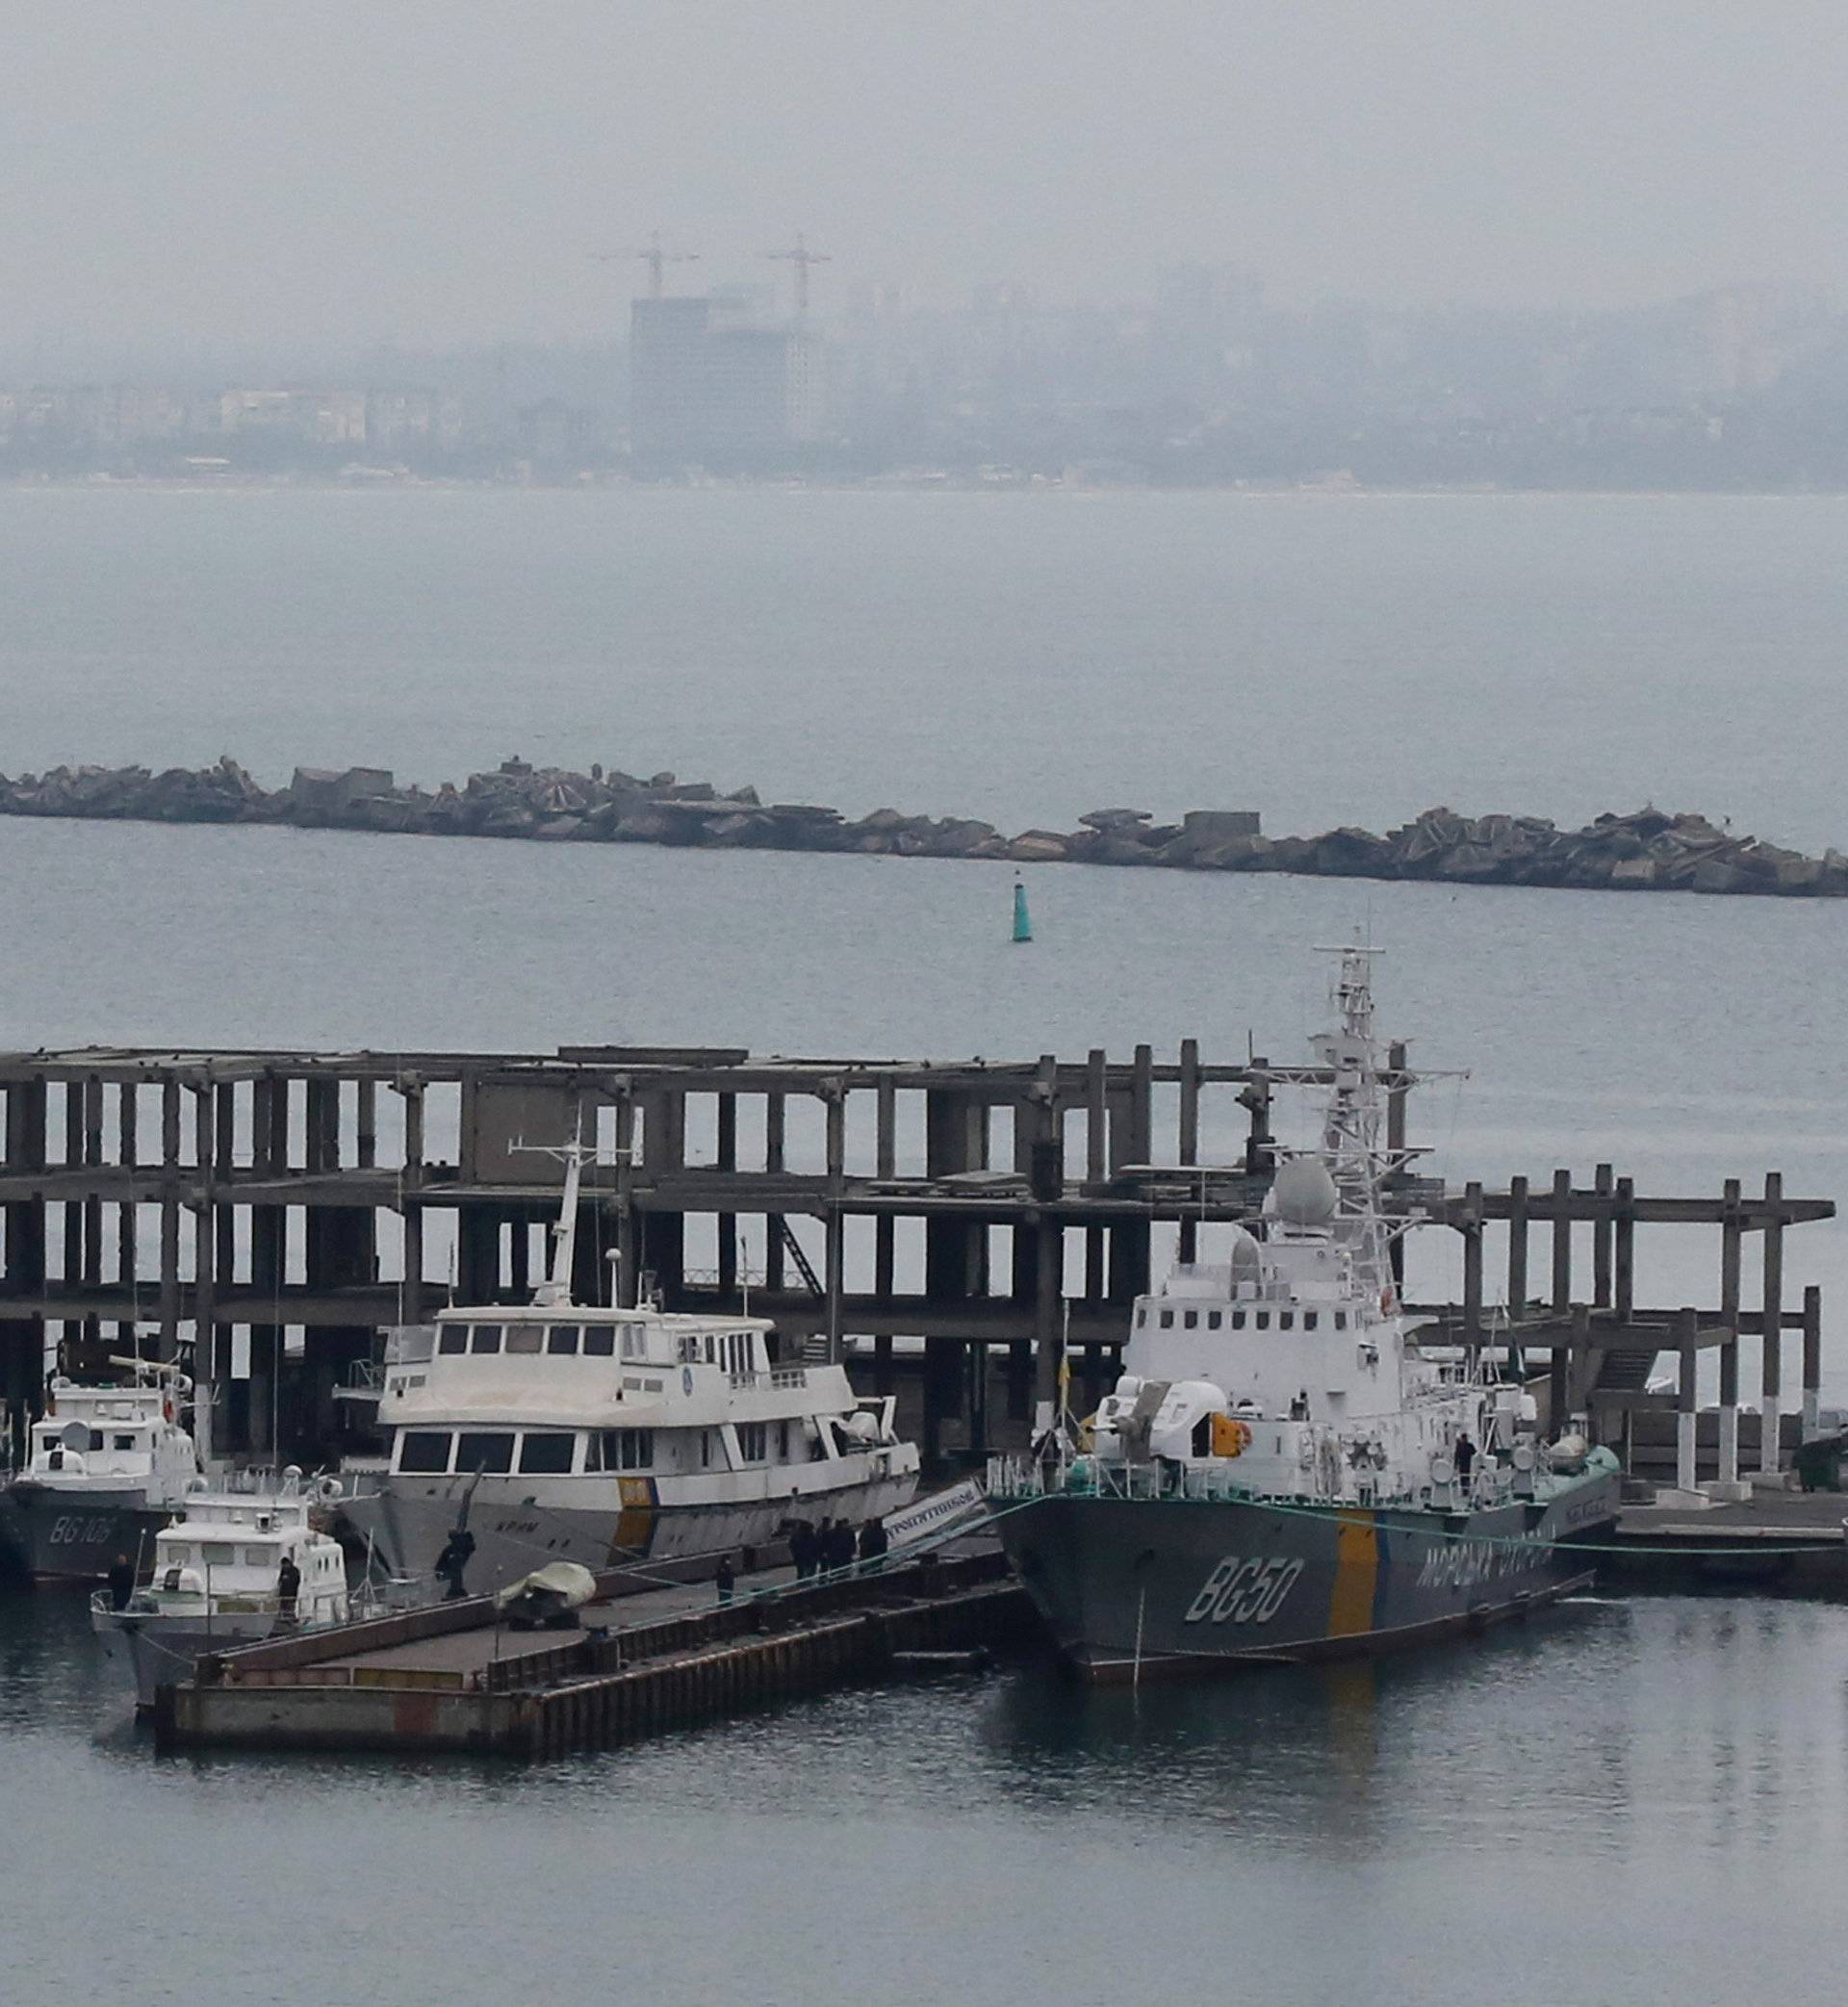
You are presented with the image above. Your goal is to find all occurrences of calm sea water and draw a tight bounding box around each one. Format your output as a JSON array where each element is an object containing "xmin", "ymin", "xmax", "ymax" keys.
[{"xmin": 4, "ymin": 487, "xmax": 1847, "ymax": 2003}]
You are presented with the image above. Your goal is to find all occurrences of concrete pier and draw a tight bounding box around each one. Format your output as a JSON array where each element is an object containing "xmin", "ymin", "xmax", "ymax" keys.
[
  {"xmin": 155, "ymin": 1545, "xmax": 1032, "ymax": 1756},
  {"xmin": 0, "ymin": 1040, "xmax": 1832, "ymax": 1483}
]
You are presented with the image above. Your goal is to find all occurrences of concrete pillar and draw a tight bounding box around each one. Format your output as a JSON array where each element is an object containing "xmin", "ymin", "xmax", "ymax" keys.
[
  {"xmin": 1550, "ymin": 1169, "xmax": 1572, "ymax": 1315},
  {"xmin": 1083, "ymin": 1048, "xmax": 1106, "ymax": 1302},
  {"xmin": 191, "ymin": 1079, "xmax": 218, "ymax": 1468},
  {"xmin": 81, "ymin": 1074, "xmax": 103, "ymax": 1364},
  {"xmin": 873, "ymin": 1078, "xmax": 895, "ymax": 1396},
  {"xmin": 117, "ymin": 1083, "xmax": 140, "ymax": 1351},
  {"xmin": 1592, "ymin": 1163, "xmax": 1613, "ymax": 1308},
  {"xmin": 1676, "ymin": 1307, "xmax": 1699, "ymax": 1494},
  {"xmin": 1613, "ymin": 1176, "xmax": 1635, "ymax": 1321},
  {"xmin": 613, "ymin": 1089, "xmax": 637, "ymax": 1311},
  {"xmin": 1108, "ymin": 1045, "xmax": 1152, "ymax": 1302},
  {"xmin": 641, "ymin": 1089, "xmax": 685, "ymax": 1305},
  {"xmin": 1461, "ymin": 1181, "xmax": 1484, "ymax": 1350},
  {"xmin": 823, "ymin": 1083, "xmax": 845, "ymax": 1363},
  {"xmin": 716, "ymin": 1092, "xmax": 737, "ymax": 1296},
  {"xmin": 1718, "ymin": 1177, "xmax": 1741, "ymax": 1487},
  {"xmin": 398, "ymin": 1078, "xmax": 426, "ymax": 1325},
  {"xmin": 1176, "ymin": 1037, "xmax": 1200, "ymax": 1263},
  {"xmin": 1802, "ymin": 1285, "xmax": 1822, "ymax": 1442},
  {"xmin": 1, "ymin": 1080, "xmax": 48, "ymax": 1462},
  {"xmin": 1760, "ymin": 1172, "xmax": 1784, "ymax": 1474},
  {"xmin": 763, "ymin": 1093, "xmax": 785, "ymax": 1294},
  {"xmin": 1506, "ymin": 1174, "xmax": 1528, "ymax": 1319},
  {"xmin": 157, "ymin": 1078, "xmax": 181, "ymax": 1349}
]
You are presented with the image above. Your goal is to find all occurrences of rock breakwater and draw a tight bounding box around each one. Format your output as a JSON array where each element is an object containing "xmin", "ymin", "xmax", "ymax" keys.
[{"xmin": 2, "ymin": 757, "xmax": 1841, "ymax": 897}]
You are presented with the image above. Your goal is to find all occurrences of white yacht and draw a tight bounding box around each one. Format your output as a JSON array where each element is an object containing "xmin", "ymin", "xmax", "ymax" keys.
[
  {"xmin": 342, "ymin": 1145, "xmax": 921, "ymax": 1596},
  {"xmin": 0, "ymin": 1363, "xmax": 200, "ymax": 1583},
  {"xmin": 90, "ymin": 1472, "xmax": 350, "ymax": 1710}
]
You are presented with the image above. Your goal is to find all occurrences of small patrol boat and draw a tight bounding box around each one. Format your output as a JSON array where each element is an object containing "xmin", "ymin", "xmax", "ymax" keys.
[
  {"xmin": 988, "ymin": 945, "xmax": 1621, "ymax": 1681},
  {"xmin": 0, "ymin": 1362, "xmax": 200, "ymax": 1583},
  {"xmin": 90, "ymin": 1470, "xmax": 350, "ymax": 1710},
  {"xmin": 342, "ymin": 1139, "xmax": 921, "ymax": 1597}
]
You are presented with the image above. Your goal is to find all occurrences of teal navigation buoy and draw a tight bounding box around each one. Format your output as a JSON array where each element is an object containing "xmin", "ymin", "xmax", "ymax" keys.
[{"xmin": 1013, "ymin": 874, "xmax": 1033, "ymax": 943}]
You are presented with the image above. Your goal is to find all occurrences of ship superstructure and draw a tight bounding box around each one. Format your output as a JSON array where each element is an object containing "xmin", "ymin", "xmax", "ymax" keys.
[
  {"xmin": 989, "ymin": 947, "xmax": 1619, "ymax": 1678},
  {"xmin": 0, "ymin": 1364, "xmax": 199, "ymax": 1583}
]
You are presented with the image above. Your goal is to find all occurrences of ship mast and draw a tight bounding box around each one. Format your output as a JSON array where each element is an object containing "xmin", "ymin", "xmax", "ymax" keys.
[
  {"xmin": 511, "ymin": 1123, "xmax": 596, "ymax": 1309},
  {"xmin": 1309, "ymin": 943, "xmax": 1397, "ymax": 1297}
]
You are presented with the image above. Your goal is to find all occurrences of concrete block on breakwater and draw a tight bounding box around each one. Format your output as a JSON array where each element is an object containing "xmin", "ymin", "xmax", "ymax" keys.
[{"xmin": 2, "ymin": 755, "xmax": 1843, "ymax": 897}]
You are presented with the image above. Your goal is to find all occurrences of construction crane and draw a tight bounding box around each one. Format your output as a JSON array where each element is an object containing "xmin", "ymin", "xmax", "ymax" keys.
[
  {"xmin": 766, "ymin": 233, "xmax": 831, "ymax": 322},
  {"xmin": 592, "ymin": 231, "xmax": 699, "ymax": 299}
]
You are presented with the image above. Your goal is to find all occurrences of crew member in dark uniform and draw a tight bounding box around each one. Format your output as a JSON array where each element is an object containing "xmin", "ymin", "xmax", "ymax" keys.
[
  {"xmin": 106, "ymin": 1553, "xmax": 136, "ymax": 1611},
  {"xmin": 435, "ymin": 1527, "xmax": 476, "ymax": 1601},
  {"xmin": 276, "ymin": 1553, "xmax": 302, "ymax": 1623},
  {"xmin": 1453, "ymin": 1431, "xmax": 1477, "ymax": 1481}
]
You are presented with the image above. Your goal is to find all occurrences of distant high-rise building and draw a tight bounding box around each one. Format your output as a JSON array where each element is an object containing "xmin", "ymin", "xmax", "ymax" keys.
[{"xmin": 629, "ymin": 297, "xmax": 829, "ymax": 469}]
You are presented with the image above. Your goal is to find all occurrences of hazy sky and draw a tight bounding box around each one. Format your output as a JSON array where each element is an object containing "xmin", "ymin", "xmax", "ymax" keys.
[{"xmin": 4, "ymin": 1, "xmax": 1845, "ymax": 352}]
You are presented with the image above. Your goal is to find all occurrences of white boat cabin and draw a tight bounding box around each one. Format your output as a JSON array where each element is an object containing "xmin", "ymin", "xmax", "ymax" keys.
[
  {"xmin": 27, "ymin": 1378, "xmax": 197, "ymax": 1499},
  {"xmin": 376, "ymin": 1307, "xmax": 903, "ymax": 1487},
  {"xmin": 143, "ymin": 1488, "xmax": 347, "ymax": 1624}
]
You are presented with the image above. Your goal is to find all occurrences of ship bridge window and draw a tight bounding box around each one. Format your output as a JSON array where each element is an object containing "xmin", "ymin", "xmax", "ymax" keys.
[
  {"xmin": 620, "ymin": 1325, "xmax": 646, "ymax": 1361},
  {"xmin": 602, "ymin": 1428, "xmax": 654, "ymax": 1471},
  {"xmin": 505, "ymin": 1324, "xmax": 544, "ymax": 1355},
  {"xmin": 470, "ymin": 1325, "xmax": 503, "ymax": 1355},
  {"xmin": 1279, "ymin": 1313, "xmax": 1294, "ymax": 1330},
  {"xmin": 112, "ymin": 1433, "xmax": 138, "ymax": 1450},
  {"xmin": 583, "ymin": 1327, "xmax": 616, "ymax": 1357},
  {"xmin": 438, "ymin": 1326, "xmax": 468, "ymax": 1355},
  {"xmin": 547, "ymin": 1325, "xmax": 580, "ymax": 1356},
  {"xmin": 201, "ymin": 1543, "xmax": 239, "ymax": 1566},
  {"xmin": 1136, "ymin": 1307, "xmax": 1147, "ymax": 1329},
  {"xmin": 1255, "ymin": 1312, "xmax": 1270, "ymax": 1330},
  {"xmin": 1159, "ymin": 1310, "xmax": 1174, "ymax": 1329},
  {"xmin": 456, "ymin": 1431, "xmax": 516, "ymax": 1475},
  {"xmin": 397, "ymin": 1431, "xmax": 452, "ymax": 1475},
  {"xmin": 1335, "ymin": 1312, "xmax": 1348, "ymax": 1331},
  {"xmin": 1303, "ymin": 1312, "xmax": 1319, "ymax": 1331},
  {"xmin": 518, "ymin": 1432, "xmax": 577, "ymax": 1476},
  {"xmin": 1232, "ymin": 1311, "xmax": 1246, "ymax": 1329},
  {"xmin": 243, "ymin": 1547, "xmax": 271, "ymax": 1567},
  {"xmin": 1207, "ymin": 1311, "xmax": 1222, "ymax": 1331},
  {"xmin": 736, "ymin": 1422, "xmax": 767, "ymax": 1461},
  {"xmin": 1183, "ymin": 1311, "xmax": 1198, "ymax": 1330}
]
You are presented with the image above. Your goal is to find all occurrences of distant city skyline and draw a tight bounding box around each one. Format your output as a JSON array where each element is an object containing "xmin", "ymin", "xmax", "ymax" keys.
[{"xmin": 4, "ymin": 3, "xmax": 1848, "ymax": 353}]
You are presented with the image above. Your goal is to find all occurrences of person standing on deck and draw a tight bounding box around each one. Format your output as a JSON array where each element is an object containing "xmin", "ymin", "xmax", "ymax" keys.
[
  {"xmin": 1454, "ymin": 1431, "xmax": 1477, "ymax": 1483},
  {"xmin": 106, "ymin": 1553, "xmax": 135, "ymax": 1611},
  {"xmin": 276, "ymin": 1553, "xmax": 301, "ymax": 1623},
  {"xmin": 435, "ymin": 1527, "xmax": 475, "ymax": 1601}
]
